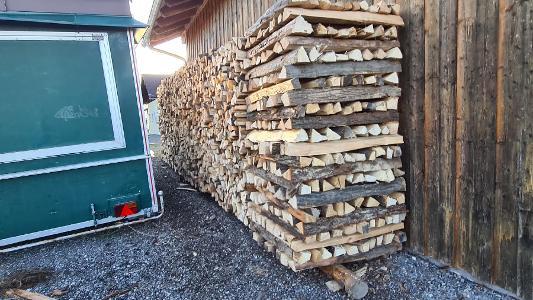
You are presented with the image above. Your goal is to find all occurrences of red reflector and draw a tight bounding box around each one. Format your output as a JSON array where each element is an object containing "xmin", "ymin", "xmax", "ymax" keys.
[{"xmin": 114, "ymin": 202, "xmax": 138, "ymax": 217}]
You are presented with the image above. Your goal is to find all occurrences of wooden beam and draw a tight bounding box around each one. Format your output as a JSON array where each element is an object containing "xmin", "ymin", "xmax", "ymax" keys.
[
  {"xmin": 157, "ymin": 7, "xmax": 199, "ymax": 27},
  {"xmin": 154, "ymin": 18, "xmax": 191, "ymax": 34},
  {"xmin": 289, "ymin": 177, "xmax": 406, "ymax": 209},
  {"xmin": 151, "ymin": 29, "xmax": 185, "ymax": 45},
  {"xmin": 160, "ymin": 0, "xmax": 201, "ymax": 18},
  {"xmin": 164, "ymin": 0, "xmax": 201, "ymax": 8},
  {"xmin": 281, "ymin": 7, "xmax": 405, "ymax": 27},
  {"xmin": 279, "ymin": 60, "xmax": 402, "ymax": 80}
]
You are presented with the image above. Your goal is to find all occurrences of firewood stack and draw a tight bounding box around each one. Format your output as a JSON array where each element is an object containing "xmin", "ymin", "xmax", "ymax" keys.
[
  {"xmin": 158, "ymin": 40, "xmax": 252, "ymax": 223},
  {"xmin": 240, "ymin": 0, "xmax": 408, "ymax": 271},
  {"xmin": 158, "ymin": 0, "xmax": 408, "ymax": 273}
]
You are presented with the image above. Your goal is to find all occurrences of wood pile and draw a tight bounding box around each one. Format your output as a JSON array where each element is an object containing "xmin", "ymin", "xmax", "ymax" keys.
[
  {"xmin": 158, "ymin": 40, "xmax": 252, "ymax": 223},
  {"xmin": 241, "ymin": 0, "xmax": 408, "ymax": 271},
  {"xmin": 158, "ymin": 0, "xmax": 407, "ymax": 274}
]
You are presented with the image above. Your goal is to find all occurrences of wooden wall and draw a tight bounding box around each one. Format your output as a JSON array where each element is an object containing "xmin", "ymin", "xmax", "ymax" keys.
[
  {"xmin": 399, "ymin": 0, "xmax": 532, "ymax": 298},
  {"xmin": 185, "ymin": 0, "xmax": 277, "ymax": 58}
]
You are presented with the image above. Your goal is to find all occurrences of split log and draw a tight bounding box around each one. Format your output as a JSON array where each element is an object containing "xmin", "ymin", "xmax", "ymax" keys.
[
  {"xmin": 280, "ymin": 86, "xmax": 401, "ymax": 106},
  {"xmin": 279, "ymin": 60, "xmax": 402, "ymax": 80},
  {"xmin": 287, "ymin": 111, "xmax": 399, "ymax": 129},
  {"xmin": 289, "ymin": 177, "xmax": 406, "ymax": 209},
  {"xmin": 321, "ymin": 265, "xmax": 369, "ymax": 299},
  {"xmin": 283, "ymin": 134, "xmax": 404, "ymax": 156}
]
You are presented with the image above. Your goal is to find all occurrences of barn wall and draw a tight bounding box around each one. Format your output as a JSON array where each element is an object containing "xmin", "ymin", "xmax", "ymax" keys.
[
  {"xmin": 185, "ymin": 0, "xmax": 277, "ymax": 58},
  {"xmin": 399, "ymin": 0, "xmax": 532, "ymax": 298}
]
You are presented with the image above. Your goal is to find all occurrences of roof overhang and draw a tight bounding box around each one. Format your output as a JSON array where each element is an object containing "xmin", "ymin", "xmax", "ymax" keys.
[{"xmin": 143, "ymin": 0, "xmax": 207, "ymax": 46}]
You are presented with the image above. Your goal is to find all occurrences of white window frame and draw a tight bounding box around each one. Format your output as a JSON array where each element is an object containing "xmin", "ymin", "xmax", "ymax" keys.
[{"xmin": 0, "ymin": 31, "xmax": 126, "ymax": 164}]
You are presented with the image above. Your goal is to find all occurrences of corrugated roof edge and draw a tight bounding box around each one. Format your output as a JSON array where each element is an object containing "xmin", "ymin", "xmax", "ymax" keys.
[{"xmin": 0, "ymin": 12, "xmax": 146, "ymax": 28}]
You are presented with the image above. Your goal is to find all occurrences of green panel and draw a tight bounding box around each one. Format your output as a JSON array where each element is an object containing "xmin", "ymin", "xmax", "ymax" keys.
[
  {"xmin": 0, "ymin": 40, "xmax": 114, "ymax": 154},
  {"xmin": 0, "ymin": 160, "xmax": 153, "ymax": 241},
  {"xmin": 0, "ymin": 25, "xmax": 154, "ymax": 246},
  {"xmin": 0, "ymin": 28, "xmax": 147, "ymax": 175},
  {"xmin": 0, "ymin": 12, "xmax": 146, "ymax": 28}
]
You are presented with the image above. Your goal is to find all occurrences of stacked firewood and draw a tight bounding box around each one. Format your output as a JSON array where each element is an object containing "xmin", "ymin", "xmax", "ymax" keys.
[
  {"xmin": 158, "ymin": 0, "xmax": 407, "ymax": 273},
  {"xmin": 158, "ymin": 40, "xmax": 252, "ymax": 223},
  {"xmin": 240, "ymin": 0, "xmax": 408, "ymax": 271}
]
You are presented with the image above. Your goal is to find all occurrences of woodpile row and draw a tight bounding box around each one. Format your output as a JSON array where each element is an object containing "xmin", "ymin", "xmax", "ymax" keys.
[
  {"xmin": 158, "ymin": 42, "xmax": 251, "ymax": 223},
  {"xmin": 158, "ymin": 0, "xmax": 407, "ymax": 272}
]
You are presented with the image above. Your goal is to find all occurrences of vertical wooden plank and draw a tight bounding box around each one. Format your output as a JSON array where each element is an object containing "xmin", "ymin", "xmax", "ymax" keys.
[
  {"xmin": 454, "ymin": 0, "xmax": 466, "ymax": 269},
  {"xmin": 249, "ymin": 0, "xmax": 255, "ymax": 31},
  {"xmin": 423, "ymin": 0, "xmax": 442, "ymax": 258},
  {"xmin": 232, "ymin": 0, "xmax": 238, "ymax": 38},
  {"xmin": 209, "ymin": 0, "xmax": 214, "ymax": 48},
  {"xmin": 185, "ymin": 33, "xmax": 189, "ymax": 60},
  {"xmin": 459, "ymin": 0, "xmax": 498, "ymax": 283},
  {"xmin": 516, "ymin": 2, "xmax": 533, "ymax": 298},
  {"xmin": 242, "ymin": 0, "xmax": 249, "ymax": 37},
  {"xmin": 436, "ymin": 0, "xmax": 457, "ymax": 263},
  {"xmin": 236, "ymin": 0, "xmax": 243, "ymax": 37},
  {"xmin": 398, "ymin": 0, "xmax": 425, "ymax": 255},
  {"xmin": 198, "ymin": 10, "xmax": 202, "ymax": 54},
  {"xmin": 491, "ymin": 0, "xmax": 516, "ymax": 291},
  {"xmin": 195, "ymin": 21, "xmax": 198, "ymax": 58},
  {"xmin": 224, "ymin": 0, "xmax": 229, "ymax": 42},
  {"xmin": 193, "ymin": 20, "xmax": 196, "ymax": 58},
  {"xmin": 216, "ymin": 0, "xmax": 221, "ymax": 47},
  {"xmin": 206, "ymin": 2, "xmax": 210, "ymax": 52},
  {"xmin": 217, "ymin": 0, "xmax": 225, "ymax": 45},
  {"xmin": 251, "ymin": 0, "xmax": 257, "ymax": 29},
  {"xmin": 229, "ymin": 0, "xmax": 232, "ymax": 43},
  {"xmin": 200, "ymin": 11, "xmax": 207, "ymax": 53},
  {"xmin": 493, "ymin": 0, "xmax": 533, "ymax": 297}
]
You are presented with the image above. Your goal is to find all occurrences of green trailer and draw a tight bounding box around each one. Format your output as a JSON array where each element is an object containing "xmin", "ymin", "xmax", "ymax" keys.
[{"xmin": 0, "ymin": 2, "xmax": 162, "ymax": 250}]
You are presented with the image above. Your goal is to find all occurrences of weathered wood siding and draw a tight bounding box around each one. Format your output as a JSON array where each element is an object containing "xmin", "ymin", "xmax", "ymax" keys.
[
  {"xmin": 399, "ymin": 0, "xmax": 532, "ymax": 298},
  {"xmin": 185, "ymin": 0, "xmax": 277, "ymax": 58}
]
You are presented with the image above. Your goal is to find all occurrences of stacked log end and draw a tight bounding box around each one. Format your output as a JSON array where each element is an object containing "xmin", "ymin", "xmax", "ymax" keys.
[
  {"xmin": 242, "ymin": 0, "xmax": 407, "ymax": 271},
  {"xmin": 158, "ymin": 0, "xmax": 407, "ymax": 273}
]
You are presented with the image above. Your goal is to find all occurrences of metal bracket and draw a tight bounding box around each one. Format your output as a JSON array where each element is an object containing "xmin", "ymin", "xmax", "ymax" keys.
[{"xmin": 90, "ymin": 203, "xmax": 98, "ymax": 227}]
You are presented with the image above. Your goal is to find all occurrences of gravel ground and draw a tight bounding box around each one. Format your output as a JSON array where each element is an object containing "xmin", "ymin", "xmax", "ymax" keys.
[{"xmin": 0, "ymin": 159, "xmax": 513, "ymax": 300}]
